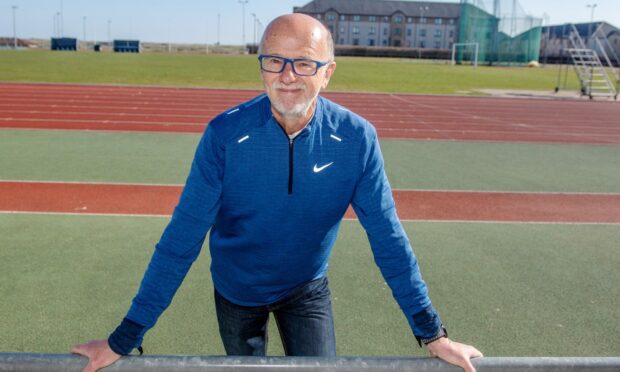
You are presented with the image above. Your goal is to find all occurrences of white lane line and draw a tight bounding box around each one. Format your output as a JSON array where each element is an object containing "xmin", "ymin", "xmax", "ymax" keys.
[
  {"xmin": 0, "ymin": 117, "xmax": 206, "ymax": 126},
  {"xmin": 343, "ymin": 218, "xmax": 620, "ymax": 226},
  {"xmin": 0, "ymin": 179, "xmax": 184, "ymax": 187},
  {"xmin": 2, "ymin": 180, "xmax": 618, "ymax": 196},
  {"xmin": 1, "ymin": 211, "xmax": 618, "ymax": 225},
  {"xmin": 391, "ymin": 188, "xmax": 620, "ymax": 196},
  {"xmin": 0, "ymin": 127, "xmax": 203, "ymax": 135},
  {"xmin": 0, "ymin": 211, "xmax": 170, "ymax": 218}
]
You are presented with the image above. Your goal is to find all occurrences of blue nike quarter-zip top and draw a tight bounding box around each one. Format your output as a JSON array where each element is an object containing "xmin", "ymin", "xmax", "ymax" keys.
[{"xmin": 108, "ymin": 94, "xmax": 442, "ymax": 354}]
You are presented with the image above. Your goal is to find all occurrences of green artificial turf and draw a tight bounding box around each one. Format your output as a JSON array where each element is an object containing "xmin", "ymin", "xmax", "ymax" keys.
[
  {"xmin": 2, "ymin": 130, "xmax": 619, "ymax": 193},
  {"xmin": 0, "ymin": 50, "xmax": 581, "ymax": 94},
  {"xmin": 1, "ymin": 214, "xmax": 618, "ymax": 356}
]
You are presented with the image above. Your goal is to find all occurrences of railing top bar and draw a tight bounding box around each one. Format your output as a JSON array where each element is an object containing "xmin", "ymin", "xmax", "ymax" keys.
[{"xmin": 1, "ymin": 353, "xmax": 620, "ymax": 372}]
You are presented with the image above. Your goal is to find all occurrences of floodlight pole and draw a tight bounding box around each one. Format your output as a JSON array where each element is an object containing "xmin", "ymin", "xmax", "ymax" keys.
[
  {"xmin": 12, "ymin": 5, "xmax": 18, "ymax": 49},
  {"xmin": 107, "ymin": 20, "xmax": 112, "ymax": 43},
  {"xmin": 542, "ymin": 13, "xmax": 550, "ymax": 65},
  {"xmin": 217, "ymin": 13, "xmax": 221, "ymax": 45},
  {"xmin": 586, "ymin": 3, "xmax": 597, "ymax": 45},
  {"xmin": 55, "ymin": 12, "xmax": 60, "ymax": 37},
  {"xmin": 257, "ymin": 18, "xmax": 262, "ymax": 44},
  {"xmin": 83, "ymin": 16, "xmax": 87, "ymax": 42},
  {"xmin": 239, "ymin": 0, "xmax": 248, "ymax": 47},
  {"xmin": 418, "ymin": 6, "xmax": 428, "ymax": 52},
  {"xmin": 251, "ymin": 13, "xmax": 257, "ymax": 45},
  {"xmin": 60, "ymin": 0, "xmax": 64, "ymax": 37}
]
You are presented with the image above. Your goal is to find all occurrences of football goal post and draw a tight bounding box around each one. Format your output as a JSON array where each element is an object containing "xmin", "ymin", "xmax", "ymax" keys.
[{"xmin": 452, "ymin": 42, "xmax": 479, "ymax": 68}]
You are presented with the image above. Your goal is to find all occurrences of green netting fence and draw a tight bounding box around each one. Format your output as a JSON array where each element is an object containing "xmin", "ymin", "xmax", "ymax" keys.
[{"xmin": 457, "ymin": 0, "xmax": 542, "ymax": 65}]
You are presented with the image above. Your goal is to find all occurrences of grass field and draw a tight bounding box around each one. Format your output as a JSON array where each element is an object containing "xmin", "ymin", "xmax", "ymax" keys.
[
  {"xmin": 0, "ymin": 50, "xmax": 582, "ymax": 94},
  {"xmin": 2, "ymin": 214, "xmax": 619, "ymax": 356}
]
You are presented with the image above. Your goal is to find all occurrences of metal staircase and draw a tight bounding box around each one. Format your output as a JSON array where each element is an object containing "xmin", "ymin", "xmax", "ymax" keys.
[{"xmin": 564, "ymin": 24, "xmax": 617, "ymax": 100}]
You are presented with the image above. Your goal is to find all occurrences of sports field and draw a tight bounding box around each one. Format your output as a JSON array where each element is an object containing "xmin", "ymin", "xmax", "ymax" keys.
[
  {"xmin": 0, "ymin": 53, "xmax": 619, "ymax": 358},
  {"xmin": 0, "ymin": 50, "xmax": 582, "ymax": 94}
]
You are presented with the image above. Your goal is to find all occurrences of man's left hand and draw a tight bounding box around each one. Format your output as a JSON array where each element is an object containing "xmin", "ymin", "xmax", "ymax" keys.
[{"xmin": 426, "ymin": 337, "xmax": 483, "ymax": 372}]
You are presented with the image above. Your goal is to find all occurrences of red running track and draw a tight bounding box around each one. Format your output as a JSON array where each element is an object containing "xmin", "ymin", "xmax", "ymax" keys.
[
  {"xmin": 1, "ymin": 83, "xmax": 619, "ymax": 144},
  {"xmin": 2, "ymin": 181, "xmax": 619, "ymax": 223}
]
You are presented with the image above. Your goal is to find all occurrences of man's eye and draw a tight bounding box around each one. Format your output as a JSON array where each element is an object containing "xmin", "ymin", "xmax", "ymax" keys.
[
  {"xmin": 297, "ymin": 61, "xmax": 313, "ymax": 68},
  {"xmin": 267, "ymin": 58, "xmax": 283, "ymax": 65}
]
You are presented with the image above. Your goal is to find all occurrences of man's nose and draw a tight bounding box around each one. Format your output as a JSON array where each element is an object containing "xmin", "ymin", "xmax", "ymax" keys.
[{"xmin": 279, "ymin": 61, "xmax": 298, "ymax": 83}]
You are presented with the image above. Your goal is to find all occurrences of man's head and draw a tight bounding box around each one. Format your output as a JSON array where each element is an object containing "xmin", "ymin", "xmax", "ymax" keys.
[{"xmin": 258, "ymin": 14, "xmax": 336, "ymax": 123}]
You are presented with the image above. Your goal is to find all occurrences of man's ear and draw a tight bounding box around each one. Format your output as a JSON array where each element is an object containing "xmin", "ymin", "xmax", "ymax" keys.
[{"xmin": 322, "ymin": 62, "xmax": 337, "ymax": 89}]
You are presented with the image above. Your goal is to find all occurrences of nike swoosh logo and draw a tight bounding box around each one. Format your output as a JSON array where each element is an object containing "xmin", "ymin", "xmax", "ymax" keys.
[{"xmin": 313, "ymin": 162, "xmax": 334, "ymax": 173}]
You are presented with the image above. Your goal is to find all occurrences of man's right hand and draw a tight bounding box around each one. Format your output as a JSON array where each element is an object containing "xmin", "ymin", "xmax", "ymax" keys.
[{"xmin": 71, "ymin": 339, "xmax": 121, "ymax": 372}]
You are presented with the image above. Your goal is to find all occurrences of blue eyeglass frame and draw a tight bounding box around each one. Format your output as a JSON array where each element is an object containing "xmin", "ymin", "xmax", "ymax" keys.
[{"xmin": 258, "ymin": 54, "xmax": 330, "ymax": 76}]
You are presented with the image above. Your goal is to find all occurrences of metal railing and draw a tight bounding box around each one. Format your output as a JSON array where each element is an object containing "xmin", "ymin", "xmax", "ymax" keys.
[{"xmin": 1, "ymin": 353, "xmax": 620, "ymax": 372}]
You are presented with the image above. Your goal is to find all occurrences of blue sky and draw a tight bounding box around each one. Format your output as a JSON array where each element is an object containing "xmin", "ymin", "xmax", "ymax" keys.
[{"xmin": 1, "ymin": 0, "xmax": 619, "ymax": 45}]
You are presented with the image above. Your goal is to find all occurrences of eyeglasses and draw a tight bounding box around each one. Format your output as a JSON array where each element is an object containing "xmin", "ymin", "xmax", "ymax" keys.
[{"xmin": 258, "ymin": 54, "xmax": 330, "ymax": 76}]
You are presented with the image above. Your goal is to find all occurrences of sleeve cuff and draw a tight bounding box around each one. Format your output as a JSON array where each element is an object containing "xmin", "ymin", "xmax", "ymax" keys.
[
  {"xmin": 410, "ymin": 304, "xmax": 443, "ymax": 347},
  {"xmin": 108, "ymin": 317, "xmax": 146, "ymax": 356}
]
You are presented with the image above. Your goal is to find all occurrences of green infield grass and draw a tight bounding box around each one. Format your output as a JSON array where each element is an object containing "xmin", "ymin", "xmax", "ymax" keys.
[
  {"xmin": 0, "ymin": 50, "xmax": 581, "ymax": 94},
  {"xmin": 2, "ymin": 130, "xmax": 620, "ymax": 193},
  {"xmin": 1, "ymin": 214, "xmax": 618, "ymax": 356}
]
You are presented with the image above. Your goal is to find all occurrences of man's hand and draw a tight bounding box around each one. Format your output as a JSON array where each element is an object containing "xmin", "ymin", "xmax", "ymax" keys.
[
  {"xmin": 426, "ymin": 337, "xmax": 483, "ymax": 372},
  {"xmin": 71, "ymin": 339, "xmax": 121, "ymax": 372}
]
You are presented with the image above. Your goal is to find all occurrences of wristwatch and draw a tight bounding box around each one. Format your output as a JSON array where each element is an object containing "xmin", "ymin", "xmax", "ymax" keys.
[{"xmin": 420, "ymin": 325, "xmax": 448, "ymax": 345}]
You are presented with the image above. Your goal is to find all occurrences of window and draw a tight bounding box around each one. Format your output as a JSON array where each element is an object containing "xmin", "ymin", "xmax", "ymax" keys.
[
  {"xmin": 394, "ymin": 40, "xmax": 401, "ymax": 47},
  {"xmin": 369, "ymin": 26, "xmax": 376, "ymax": 34},
  {"xmin": 434, "ymin": 29, "xmax": 442, "ymax": 37},
  {"xmin": 369, "ymin": 38, "xmax": 375, "ymax": 46},
  {"xmin": 394, "ymin": 15, "xmax": 403, "ymax": 23},
  {"xmin": 420, "ymin": 17, "xmax": 427, "ymax": 24},
  {"xmin": 383, "ymin": 28, "xmax": 388, "ymax": 35},
  {"xmin": 340, "ymin": 26, "xmax": 345, "ymax": 33},
  {"xmin": 435, "ymin": 18, "xmax": 442, "ymax": 25},
  {"xmin": 384, "ymin": 16, "xmax": 389, "ymax": 22},
  {"xmin": 449, "ymin": 30, "xmax": 454, "ymax": 38},
  {"xmin": 407, "ymin": 17, "xmax": 413, "ymax": 23},
  {"xmin": 420, "ymin": 41, "xmax": 426, "ymax": 48},
  {"xmin": 353, "ymin": 15, "xmax": 360, "ymax": 21},
  {"xmin": 353, "ymin": 38, "xmax": 359, "ymax": 45},
  {"xmin": 340, "ymin": 38, "xmax": 344, "ymax": 44},
  {"xmin": 369, "ymin": 16, "xmax": 376, "ymax": 22},
  {"xmin": 353, "ymin": 26, "xmax": 360, "ymax": 34},
  {"xmin": 340, "ymin": 15, "xmax": 346, "ymax": 21},
  {"xmin": 420, "ymin": 29, "xmax": 427, "ymax": 37},
  {"xmin": 327, "ymin": 14, "xmax": 335, "ymax": 21},
  {"xmin": 394, "ymin": 28, "xmax": 401, "ymax": 36},
  {"xmin": 434, "ymin": 41, "xmax": 441, "ymax": 48},
  {"xmin": 407, "ymin": 28, "xmax": 412, "ymax": 36},
  {"xmin": 449, "ymin": 19, "xmax": 455, "ymax": 25},
  {"xmin": 382, "ymin": 39, "xmax": 388, "ymax": 46}
]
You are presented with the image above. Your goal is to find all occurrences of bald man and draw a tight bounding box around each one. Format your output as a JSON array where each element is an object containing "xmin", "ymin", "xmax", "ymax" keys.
[{"xmin": 73, "ymin": 13, "xmax": 482, "ymax": 372}]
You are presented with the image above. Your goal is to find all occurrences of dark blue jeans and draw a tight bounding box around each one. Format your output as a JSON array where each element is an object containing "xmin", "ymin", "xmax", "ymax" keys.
[{"xmin": 214, "ymin": 277, "xmax": 336, "ymax": 356}]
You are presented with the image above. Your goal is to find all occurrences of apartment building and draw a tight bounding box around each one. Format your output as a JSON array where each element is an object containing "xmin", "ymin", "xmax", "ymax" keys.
[{"xmin": 293, "ymin": 0, "xmax": 460, "ymax": 49}]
